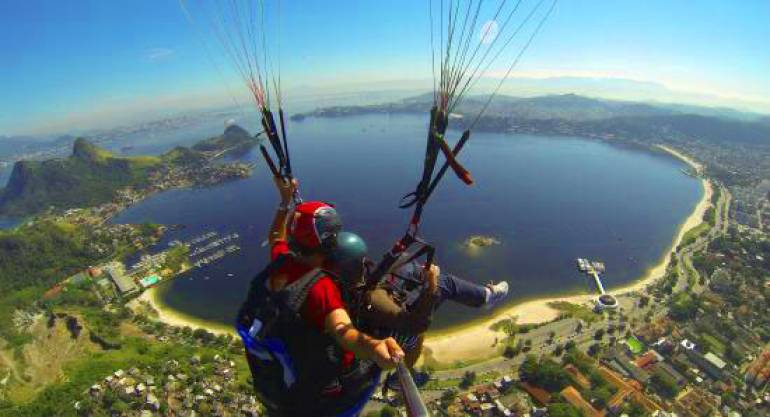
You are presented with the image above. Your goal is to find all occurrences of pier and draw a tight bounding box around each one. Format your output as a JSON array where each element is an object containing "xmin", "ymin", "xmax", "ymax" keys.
[{"xmin": 576, "ymin": 258, "xmax": 618, "ymax": 311}]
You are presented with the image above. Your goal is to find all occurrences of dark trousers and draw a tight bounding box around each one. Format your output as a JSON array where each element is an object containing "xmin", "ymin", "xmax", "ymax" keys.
[{"xmin": 434, "ymin": 273, "xmax": 488, "ymax": 309}]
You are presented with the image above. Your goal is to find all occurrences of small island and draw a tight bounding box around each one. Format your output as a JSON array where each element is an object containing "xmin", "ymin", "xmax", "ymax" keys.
[{"xmin": 464, "ymin": 234, "xmax": 501, "ymax": 249}]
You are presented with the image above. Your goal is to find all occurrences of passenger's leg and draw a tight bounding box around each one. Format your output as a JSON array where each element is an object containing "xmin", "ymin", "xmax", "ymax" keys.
[{"xmin": 435, "ymin": 273, "xmax": 488, "ymax": 308}]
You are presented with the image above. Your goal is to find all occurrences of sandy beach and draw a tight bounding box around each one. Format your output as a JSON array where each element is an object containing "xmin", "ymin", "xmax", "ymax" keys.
[
  {"xmin": 422, "ymin": 145, "xmax": 713, "ymax": 364},
  {"xmin": 135, "ymin": 144, "xmax": 713, "ymax": 365},
  {"xmin": 130, "ymin": 285, "xmax": 235, "ymax": 337}
]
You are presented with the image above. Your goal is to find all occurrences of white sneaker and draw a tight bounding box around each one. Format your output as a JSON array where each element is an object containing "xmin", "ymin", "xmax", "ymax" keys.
[{"xmin": 484, "ymin": 281, "xmax": 509, "ymax": 310}]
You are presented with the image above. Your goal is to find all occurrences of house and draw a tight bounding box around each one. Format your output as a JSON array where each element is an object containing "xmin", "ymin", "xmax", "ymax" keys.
[
  {"xmin": 67, "ymin": 272, "xmax": 89, "ymax": 286},
  {"xmin": 653, "ymin": 361, "xmax": 687, "ymax": 387},
  {"xmin": 95, "ymin": 278, "xmax": 116, "ymax": 300},
  {"xmin": 500, "ymin": 375, "xmax": 514, "ymax": 389},
  {"xmin": 674, "ymin": 388, "xmax": 719, "ymax": 417},
  {"xmin": 479, "ymin": 402, "xmax": 495, "ymax": 417},
  {"xmin": 605, "ymin": 347, "xmax": 650, "ymax": 385},
  {"xmin": 564, "ymin": 364, "xmax": 591, "ymax": 389},
  {"xmin": 635, "ymin": 350, "xmax": 661, "ymax": 369},
  {"xmin": 494, "ymin": 399, "xmax": 513, "ymax": 417},
  {"xmin": 520, "ymin": 382, "xmax": 552, "ymax": 406},
  {"xmin": 704, "ymin": 353, "xmax": 727, "ymax": 371},
  {"xmin": 146, "ymin": 393, "xmax": 160, "ymax": 411},
  {"xmin": 686, "ymin": 350, "xmax": 726, "ymax": 380},
  {"xmin": 607, "ymin": 388, "xmax": 632, "ymax": 414},
  {"xmin": 560, "ymin": 386, "xmax": 603, "ymax": 417},
  {"xmin": 106, "ymin": 267, "xmax": 138, "ymax": 296},
  {"xmin": 598, "ymin": 365, "xmax": 663, "ymax": 414},
  {"xmin": 461, "ymin": 393, "xmax": 482, "ymax": 416},
  {"xmin": 475, "ymin": 384, "xmax": 501, "ymax": 402}
]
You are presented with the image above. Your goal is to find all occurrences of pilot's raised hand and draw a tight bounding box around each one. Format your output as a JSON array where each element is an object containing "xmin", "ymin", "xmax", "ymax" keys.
[{"xmin": 273, "ymin": 176, "xmax": 297, "ymax": 205}]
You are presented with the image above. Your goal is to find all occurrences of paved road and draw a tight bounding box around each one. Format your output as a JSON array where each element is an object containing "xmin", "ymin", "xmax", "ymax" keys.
[{"xmin": 675, "ymin": 185, "xmax": 730, "ymax": 293}]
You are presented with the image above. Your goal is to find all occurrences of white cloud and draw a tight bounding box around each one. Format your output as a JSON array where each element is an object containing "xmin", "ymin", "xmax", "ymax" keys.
[{"xmin": 145, "ymin": 47, "xmax": 175, "ymax": 62}]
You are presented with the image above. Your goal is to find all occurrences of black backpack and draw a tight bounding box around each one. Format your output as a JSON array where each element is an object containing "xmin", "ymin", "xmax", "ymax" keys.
[{"xmin": 236, "ymin": 256, "xmax": 378, "ymax": 416}]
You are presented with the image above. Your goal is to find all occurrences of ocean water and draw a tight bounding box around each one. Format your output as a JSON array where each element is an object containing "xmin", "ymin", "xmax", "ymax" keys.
[{"xmin": 111, "ymin": 113, "xmax": 702, "ymax": 330}]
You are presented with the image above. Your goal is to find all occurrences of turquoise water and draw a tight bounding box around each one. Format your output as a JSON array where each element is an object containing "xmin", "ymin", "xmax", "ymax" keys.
[{"xmin": 112, "ymin": 114, "xmax": 702, "ymax": 330}]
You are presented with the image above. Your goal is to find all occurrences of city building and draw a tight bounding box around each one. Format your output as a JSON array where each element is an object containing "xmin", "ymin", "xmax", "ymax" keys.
[{"xmin": 106, "ymin": 264, "xmax": 138, "ymax": 296}]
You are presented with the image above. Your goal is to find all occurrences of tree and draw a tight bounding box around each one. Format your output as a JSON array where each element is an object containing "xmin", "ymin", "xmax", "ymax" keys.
[
  {"xmin": 503, "ymin": 344, "xmax": 519, "ymax": 358},
  {"xmin": 594, "ymin": 328, "xmax": 605, "ymax": 340},
  {"xmin": 562, "ymin": 347, "xmax": 593, "ymax": 374},
  {"xmin": 651, "ymin": 368, "xmax": 680, "ymax": 398},
  {"xmin": 519, "ymin": 355, "xmax": 539, "ymax": 380},
  {"xmin": 591, "ymin": 386, "xmax": 613, "ymax": 408},
  {"xmin": 624, "ymin": 401, "xmax": 647, "ymax": 417},
  {"xmin": 587, "ymin": 343, "xmax": 602, "ymax": 357},
  {"xmin": 669, "ymin": 292, "xmax": 700, "ymax": 320},
  {"xmin": 193, "ymin": 328, "xmax": 214, "ymax": 343},
  {"xmin": 440, "ymin": 388, "xmax": 457, "ymax": 409},
  {"xmin": 522, "ymin": 357, "xmax": 570, "ymax": 391},
  {"xmin": 460, "ymin": 371, "xmax": 477, "ymax": 389},
  {"xmin": 575, "ymin": 321, "xmax": 584, "ymax": 333},
  {"xmin": 111, "ymin": 400, "xmax": 129, "ymax": 413},
  {"xmin": 553, "ymin": 344, "xmax": 564, "ymax": 357}
]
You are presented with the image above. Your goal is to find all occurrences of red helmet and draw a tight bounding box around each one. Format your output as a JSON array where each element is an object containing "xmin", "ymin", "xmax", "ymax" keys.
[{"xmin": 289, "ymin": 201, "xmax": 342, "ymax": 251}]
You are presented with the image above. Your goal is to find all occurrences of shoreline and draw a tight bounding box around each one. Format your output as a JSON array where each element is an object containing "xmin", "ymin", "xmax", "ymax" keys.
[
  {"xmin": 130, "ymin": 283, "xmax": 235, "ymax": 337},
  {"xmin": 136, "ymin": 144, "xmax": 713, "ymax": 364},
  {"xmin": 421, "ymin": 144, "xmax": 713, "ymax": 364}
]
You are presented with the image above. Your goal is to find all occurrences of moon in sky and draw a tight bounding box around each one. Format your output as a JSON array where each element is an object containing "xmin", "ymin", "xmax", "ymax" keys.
[{"xmin": 479, "ymin": 20, "xmax": 499, "ymax": 44}]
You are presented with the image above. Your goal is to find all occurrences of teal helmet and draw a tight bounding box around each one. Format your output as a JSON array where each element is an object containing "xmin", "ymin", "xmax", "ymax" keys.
[{"xmin": 334, "ymin": 232, "xmax": 368, "ymax": 265}]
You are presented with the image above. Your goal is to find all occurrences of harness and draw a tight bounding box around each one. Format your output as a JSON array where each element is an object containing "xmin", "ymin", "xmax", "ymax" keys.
[
  {"xmin": 236, "ymin": 256, "xmax": 379, "ymax": 416},
  {"xmin": 367, "ymin": 107, "xmax": 472, "ymax": 292}
]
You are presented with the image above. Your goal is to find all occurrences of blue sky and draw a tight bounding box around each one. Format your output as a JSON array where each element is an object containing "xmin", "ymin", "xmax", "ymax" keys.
[{"xmin": 1, "ymin": 0, "xmax": 769, "ymax": 135}]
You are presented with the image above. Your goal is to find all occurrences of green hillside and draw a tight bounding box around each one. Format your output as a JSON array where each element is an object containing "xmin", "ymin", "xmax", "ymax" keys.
[
  {"xmin": 191, "ymin": 124, "xmax": 257, "ymax": 154},
  {"xmin": 0, "ymin": 138, "xmax": 162, "ymax": 216}
]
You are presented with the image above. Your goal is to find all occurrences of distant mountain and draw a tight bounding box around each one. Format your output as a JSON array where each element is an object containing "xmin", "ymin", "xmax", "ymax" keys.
[
  {"xmin": 457, "ymin": 94, "xmax": 674, "ymax": 121},
  {"xmin": 291, "ymin": 93, "xmax": 770, "ymax": 185},
  {"xmin": 0, "ymin": 125, "xmax": 257, "ymax": 216},
  {"xmin": 292, "ymin": 93, "xmax": 769, "ymax": 124},
  {"xmin": 191, "ymin": 124, "xmax": 256, "ymax": 154}
]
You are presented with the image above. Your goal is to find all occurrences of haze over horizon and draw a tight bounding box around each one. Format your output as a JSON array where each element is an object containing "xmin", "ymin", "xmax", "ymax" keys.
[{"xmin": 2, "ymin": 0, "xmax": 769, "ymax": 136}]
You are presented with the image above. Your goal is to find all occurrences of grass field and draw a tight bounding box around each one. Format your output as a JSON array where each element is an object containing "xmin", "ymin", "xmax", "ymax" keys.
[
  {"xmin": 548, "ymin": 301, "xmax": 600, "ymax": 323},
  {"xmin": 626, "ymin": 336, "xmax": 644, "ymax": 355},
  {"xmin": 680, "ymin": 222, "xmax": 710, "ymax": 248}
]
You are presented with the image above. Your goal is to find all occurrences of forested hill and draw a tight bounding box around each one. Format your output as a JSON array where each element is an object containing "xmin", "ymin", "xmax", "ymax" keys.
[
  {"xmin": 0, "ymin": 139, "xmax": 162, "ymax": 216},
  {"xmin": 0, "ymin": 125, "xmax": 258, "ymax": 216}
]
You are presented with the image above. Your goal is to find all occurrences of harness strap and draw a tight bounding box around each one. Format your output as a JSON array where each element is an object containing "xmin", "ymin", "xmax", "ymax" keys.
[{"xmin": 282, "ymin": 268, "xmax": 326, "ymax": 313}]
